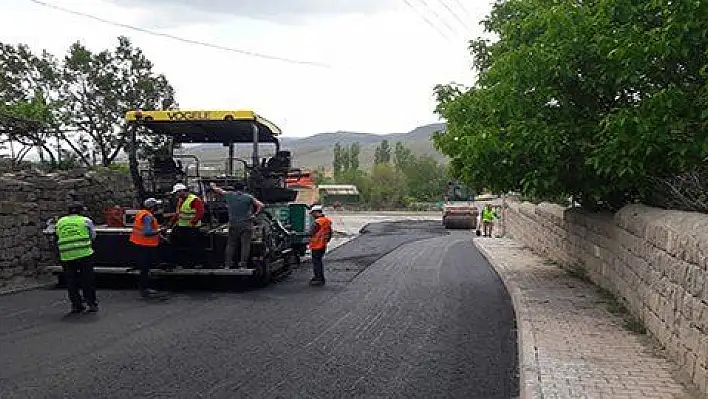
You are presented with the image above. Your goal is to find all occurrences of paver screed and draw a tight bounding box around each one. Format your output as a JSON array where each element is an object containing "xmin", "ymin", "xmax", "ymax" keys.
[{"xmin": 475, "ymin": 237, "xmax": 695, "ymax": 399}]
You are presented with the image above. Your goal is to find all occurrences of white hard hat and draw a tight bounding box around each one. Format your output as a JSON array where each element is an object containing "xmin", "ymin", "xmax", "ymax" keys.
[
  {"xmin": 310, "ymin": 205, "xmax": 323, "ymax": 212},
  {"xmin": 171, "ymin": 183, "xmax": 187, "ymax": 194},
  {"xmin": 143, "ymin": 197, "xmax": 161, "ymax": 208}
]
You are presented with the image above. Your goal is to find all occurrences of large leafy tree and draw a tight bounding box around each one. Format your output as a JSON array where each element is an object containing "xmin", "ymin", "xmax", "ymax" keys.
[
  {"xmin": 369, "ymin": 163, "xmax": 406, "ymax": 209},
  {"xmin": 393, "ymin": 141, "xmax": 447, "ymax": 202},
  {"xmin": 434, "ymin": 0, "xmax": 708, "ymax": 210},
  {"xmin": 0, "ymin": 43, "xmax": 62, "ymax": 165},
  {"xmin": 60, "ymin": 36, "xmax": 176, "ymax": 166},
  {"xmin": 0, "ymin": 36, "xmax": 177, "ymax": 168}
]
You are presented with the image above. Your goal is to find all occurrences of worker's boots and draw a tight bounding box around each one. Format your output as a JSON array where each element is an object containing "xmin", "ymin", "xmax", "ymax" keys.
[
  {"xmin": 70, "ymin": 304, "xmax": 86, "ymax": 314},
  {"xmin": 309, "ymin": 278, "xmax": 325, "ymax": 286}
]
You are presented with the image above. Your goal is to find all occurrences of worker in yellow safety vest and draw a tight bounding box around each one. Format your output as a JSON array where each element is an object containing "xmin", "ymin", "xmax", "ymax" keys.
[
  {"xmin": 481, "ymin": 204, "xmax": 496, "ymax": 238},
  {"xmin": 55, "ymin": 202, "xmax": 98, "ymax": 314},
  {"xmin": 167, "ymin": 183, "xmax": 205, "ymax": 268},
  {"xmin": 308, "ymin": 204, "xmax": 332, "ymax": 286}
]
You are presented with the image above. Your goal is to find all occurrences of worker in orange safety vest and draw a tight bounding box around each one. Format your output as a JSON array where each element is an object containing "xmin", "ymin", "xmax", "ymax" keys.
[
  {"xmin": 308, "ymin": 204, "xmax": 332, "ymax": 286},
  {"xmin": 129, "ymin": 197, "xmax": 164, "ymax": 298}
]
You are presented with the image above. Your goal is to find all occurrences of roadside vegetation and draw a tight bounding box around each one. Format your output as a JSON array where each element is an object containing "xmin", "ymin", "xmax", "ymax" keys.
[
  {"xmin": 433, "ymin": 1, "xmax": 708, "ymax": 213},
  {"xmin": 319, "ymin": 139, "xmax": 450, "ymax": 210}
]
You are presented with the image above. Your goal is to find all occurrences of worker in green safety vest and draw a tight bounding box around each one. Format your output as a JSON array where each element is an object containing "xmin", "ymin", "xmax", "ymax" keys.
[
  {"xmin": 481, "ymin": 204, "xmax": 496, "ymax": 238},
  {"xmin": 55, "ymin": 202, "xmax": 98, "ymax": 314}
]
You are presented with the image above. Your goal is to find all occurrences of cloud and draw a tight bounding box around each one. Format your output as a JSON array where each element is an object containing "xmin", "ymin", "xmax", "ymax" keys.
[{"xmin": 108, "ymin": 0, "xmax": 400, "ymax": 25}]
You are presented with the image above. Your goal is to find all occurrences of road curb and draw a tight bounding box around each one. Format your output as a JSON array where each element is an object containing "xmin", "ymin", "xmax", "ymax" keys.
[
  {"xmin": 0, "ymin": 279, "xmax": 56, "ymax": 297},
  {"xmin": 473, "ymin": 238, "xmax": 543, "ymax": 399}
]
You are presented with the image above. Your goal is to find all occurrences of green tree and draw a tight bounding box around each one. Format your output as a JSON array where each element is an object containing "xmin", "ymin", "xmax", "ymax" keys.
[
  {"xmin": 1, "ymin": 37, "xmax": 177, "ymax": 168},
  {"xmin": 369, "ymin": 163, "xmax": 406, "ymax": 209},
  {"xmin": 434, "ymin": 0, "xmax": 708, "ymax": 211},
  {"xmin": 340, "ymin": 143, "xmax": 351, "ymax": 172},
  {"xmin": 374, "ymin": 139, "xmax": 391, "ymax": 164},
  {"xmin": 332, "ymin": 142, "xmax": 342, "ymax": 177},
  {"xmin": 349, "ymin": 142, "xmax": 360, "ymax": 171},
  {"xmin": 60, "ymin": 36, "xmax": 177, "ymax": 166},
  {"xmin": 394, "ymin": 141, "xmax": 414, "ymax": 171},
  {"xmin": 0, "ymin": 93, "xmax": 55, "ymax": 164},
  {"xmin": 405, "ymin": 156, "xmax": 448, "ymax": 202},
  {"xmin": 0, "ymin": 43, "xmax": 62, "ymax": 166}
]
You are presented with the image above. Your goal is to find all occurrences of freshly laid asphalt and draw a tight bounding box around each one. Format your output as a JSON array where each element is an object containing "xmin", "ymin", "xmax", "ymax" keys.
[{"xmin": 0, "ymin": 220, "xmax": 519, "ymax": 399}]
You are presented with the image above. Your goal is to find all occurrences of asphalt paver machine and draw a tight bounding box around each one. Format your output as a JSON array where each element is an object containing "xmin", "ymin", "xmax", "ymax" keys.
[{"xmin": 45, "ymin": 110, "xmax": 311, "ymax": 286}]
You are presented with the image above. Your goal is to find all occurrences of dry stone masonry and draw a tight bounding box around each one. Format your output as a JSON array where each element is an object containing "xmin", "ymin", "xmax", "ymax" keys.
[
  {"xmin": 505, "ymin": 200, "xmax": 708, "ymax": 394},
  {"xmin": 0, "ymin": 167, "xmax": 135, "ymax": 288}
]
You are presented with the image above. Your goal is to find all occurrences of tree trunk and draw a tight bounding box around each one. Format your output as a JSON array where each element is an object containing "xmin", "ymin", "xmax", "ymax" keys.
[{"xmin": 40, "ymin": 144, "xmax": 57, "ymax": 169}]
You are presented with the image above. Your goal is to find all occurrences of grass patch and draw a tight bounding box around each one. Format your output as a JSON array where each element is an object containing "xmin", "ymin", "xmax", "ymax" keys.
[
  {"xmin": 544, "ymin": 258, "xmax": 592, "ymax": 284},
  {"xmin": 595, "ymin": 287, "xmax": 647, "ymax": 335},
  {"xmin": 563, "ymin": 263, "xmax": 592, "ymax": 284}
]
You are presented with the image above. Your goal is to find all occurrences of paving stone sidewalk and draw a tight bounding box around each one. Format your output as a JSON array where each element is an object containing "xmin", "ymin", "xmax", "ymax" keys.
[{"xmin": 475, "ymin": 237, "xmax": 697, "ymax": 399}]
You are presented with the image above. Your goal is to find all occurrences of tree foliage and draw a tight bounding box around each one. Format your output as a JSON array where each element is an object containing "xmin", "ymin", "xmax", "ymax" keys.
[
  {"xmin": 349, "ymin": 142, "xmax": 360, "ymax": 171},
  {"xmin": 374, "ymin": 139, "xmax": 391, "ymax": 164},
  {"xmin": 60, "ymin": 36, "xmax": 176, "ymax": 166},
  {"xmin": 332, "ymin": 141, "xmax": 360, "ymax": 180},
  {"xmin": 434, "ymin": 0, "xmax": 708, "ymax": 211},
  {"xmin": 368, "ymin": 163, "xmax": 406, "ymax": 209},
  {"xmin": 0, "ymin": 36, "xmax": 177, "ymax": 168},
  {"xmin": 0, "ymin": 43, "xmax": 61, "ymax": 165},
  {"xmin": 331, "ymin": 140, "xmax": 447, "ymax": 208},
  {"xmin": 332, "ymin": 142, "xmax": 342, "ymax": 177},
  {"xmin": 394, "ymin": 141, "xmax": 413, "ymax": 170}
]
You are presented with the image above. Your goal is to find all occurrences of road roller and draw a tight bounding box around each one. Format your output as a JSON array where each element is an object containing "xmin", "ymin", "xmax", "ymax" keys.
[{"xmin": 442, "ymin": 181, "xmax": 479, "ymax": 230}]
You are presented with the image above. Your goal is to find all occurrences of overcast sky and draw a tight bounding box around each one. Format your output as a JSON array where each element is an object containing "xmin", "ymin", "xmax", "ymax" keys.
[{"xmin": 2, "ymin": 0, "xmax": 493, "ymax": 138}]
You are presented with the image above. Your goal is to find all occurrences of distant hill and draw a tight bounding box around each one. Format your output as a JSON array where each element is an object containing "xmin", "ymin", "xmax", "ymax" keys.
[{"xmin": 186, "ymin": 123, "xmax": 448, "ymax": 170}]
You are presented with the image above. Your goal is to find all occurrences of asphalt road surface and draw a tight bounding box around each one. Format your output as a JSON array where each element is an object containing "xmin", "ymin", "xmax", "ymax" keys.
[{"xmin": 0, "ymin": 220, "xmax": 519, "ymax": 399}]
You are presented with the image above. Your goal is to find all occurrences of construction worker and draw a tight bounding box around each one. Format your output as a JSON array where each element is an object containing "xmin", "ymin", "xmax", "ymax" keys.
[
  {"xmin": 168, "ymin": 183, "xmax": 205, "ymax": 267},
  {"xmin": 55, "ymin": 202, "xmax": 98, "ymax": 314},
  {"xmin": 209, "ymin": 182, "xmax": 264, "ymax": 269},
  {"xmin": 481, "ymin": 203, "xmax": 495, "ymax": 238},
  {"xmin": 308, "ymin": 204, "xmax": 332, "ymax": 286},
  {"xmin": 129, "ymin": 198, "xmax": 163, "ymax": 298}
]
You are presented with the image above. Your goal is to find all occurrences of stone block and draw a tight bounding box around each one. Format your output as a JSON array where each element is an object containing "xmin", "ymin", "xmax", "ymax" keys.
[{"xmin": 698, "ymin": 337, "xmax": 708, "ymax": 368}]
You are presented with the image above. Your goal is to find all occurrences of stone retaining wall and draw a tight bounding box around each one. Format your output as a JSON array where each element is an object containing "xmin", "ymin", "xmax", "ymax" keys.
[
  {"xmin": 506, "ymin": 201, "xmax": 708, "ymax": 393},
  {"xmin": 0, "ymin": 168, "xmax": 135, "ymax": 286}
]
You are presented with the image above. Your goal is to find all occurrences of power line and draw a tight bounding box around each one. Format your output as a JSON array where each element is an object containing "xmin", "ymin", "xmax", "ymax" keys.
[
  {"xmin": 435, "ymin": 0, "xmax": 472, "ymax": 32},
  {"xmin": 450, "ymin": 0, "xmax": 474, "ymax": 21},
  {"xmin": 415, "ymin": 0, "xmax": 461, "ymax": 38},
  {"xmin": 400, "ymin": 0, "xmax": 452, "ymax": 41},
  {"xmin": 27, "ymin": 0, "xmax": 330, "ymax": 68}
]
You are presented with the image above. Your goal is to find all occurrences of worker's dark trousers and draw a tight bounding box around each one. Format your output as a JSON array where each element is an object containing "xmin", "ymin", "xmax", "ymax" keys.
[
  {"xmin": 311, "ymin": 249, "xmax": 326, "ymax": 282},
  {"xmin": 170, "ymin": 226, "xmax": 202, "ymax": 267},
  {"xmin": 134, "ymin": 244, "xmax": 158, "ymax": 292},
  {"xmin": 62, "ymin": 255, "xmax": 97, "ymax": 308}
]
